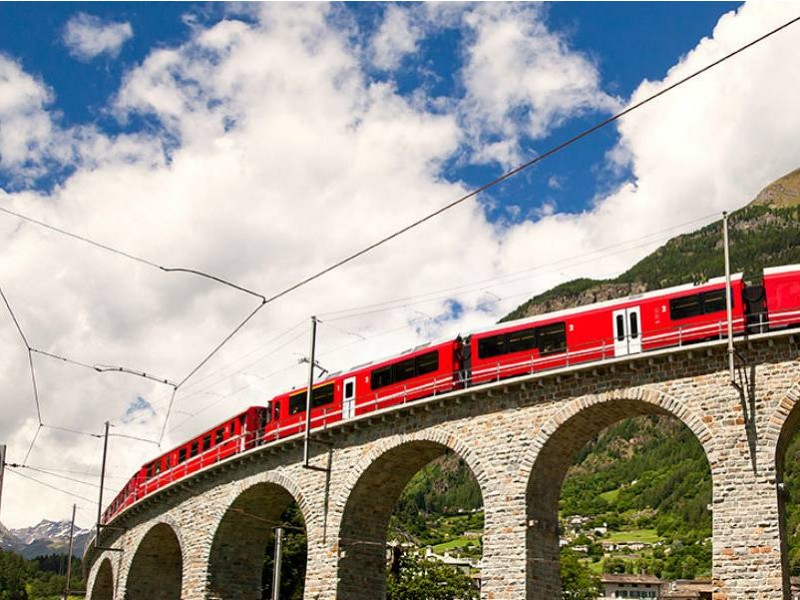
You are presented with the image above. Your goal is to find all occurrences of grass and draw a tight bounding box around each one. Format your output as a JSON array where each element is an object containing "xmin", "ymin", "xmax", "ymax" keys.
[
  {"xmin": 432, "ymin": 537, "xmax": 480, "ymax": 554},
  {"xmin": 604, "ymin": 528, "xmax": 661, "ymax": 544},
  {"xmin": 599, "ymin": 488, "xmax": 620, "ymax": 503}
]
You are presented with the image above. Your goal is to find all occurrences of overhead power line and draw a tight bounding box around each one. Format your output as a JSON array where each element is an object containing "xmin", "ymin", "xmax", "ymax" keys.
[{"xmin": 0, "ymin": 206, "xmax": 265, "ymax": 301}]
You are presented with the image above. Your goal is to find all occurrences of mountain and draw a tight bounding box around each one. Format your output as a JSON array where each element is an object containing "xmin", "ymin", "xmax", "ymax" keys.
[
  {"xmin": 0, "ymin": 519, "xmax": 89, "ymax": 559},
  {"xmin": 0, "ymin": 521, "xmax": 21, "ymax": 551}
]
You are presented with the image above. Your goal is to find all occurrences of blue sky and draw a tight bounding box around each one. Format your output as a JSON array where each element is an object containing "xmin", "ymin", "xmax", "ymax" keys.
[
  {"xmin": 0, "ymin": 2, "xmax": 738, "ymax": 214},
  {"xmin": 4, "ymin": 2, "xmax": 800, "ymax": 528}
]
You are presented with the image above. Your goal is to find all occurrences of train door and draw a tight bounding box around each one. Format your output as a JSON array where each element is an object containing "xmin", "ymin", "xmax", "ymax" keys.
[
  {"xmin": 612, "ymin": 306, "xmax": 642, "ymax": 356},
  {"xmin": 343, "ymin": 376, "xmax": 356, "ymax": 420}
]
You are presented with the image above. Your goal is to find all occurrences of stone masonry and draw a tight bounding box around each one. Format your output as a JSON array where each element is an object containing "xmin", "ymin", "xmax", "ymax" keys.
[{"xmin": 84, "ymin": 330, "xmax": 800, "ymax": 599}]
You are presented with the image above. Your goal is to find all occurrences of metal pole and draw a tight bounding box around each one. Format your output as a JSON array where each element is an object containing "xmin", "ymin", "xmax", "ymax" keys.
[
  {"xmin": 723, "ymin": 211, "xmax": 735, "ymax": 382},
  {"xmin": 0, "ymin": 444, "xmax": 6, "ymax": 521},
  {"xmin": 96, "ymin": 421, "xmax": 110, "ymax": 541},
  {"xmin": 271, "ymin": 526, "xmax": 284, "ymax": 600},
  {"xmin": 64, "ymin": 503, "xmax": 76, "ymax": 600},
  {"xmin": 303, "ymin": 316, "xmax": 317, "ymax": 467}
]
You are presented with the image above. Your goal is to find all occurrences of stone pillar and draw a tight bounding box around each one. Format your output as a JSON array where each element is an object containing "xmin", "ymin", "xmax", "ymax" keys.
[
  {"xmin": 711, "ymin": 391, "xmax": 783, "ymax": 599},
  {"xmin": 481, "ymin": 487, "xmax": 529, "ymax": 599}
]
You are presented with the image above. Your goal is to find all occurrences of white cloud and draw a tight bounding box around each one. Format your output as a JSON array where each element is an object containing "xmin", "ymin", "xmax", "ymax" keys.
[
  {"xmin": 370, "ymin": 5, "xmax": 421, "ymax": 70},
  {"xmin": 459, "ymin": 3, "xmax": 620, "ymax": 166},
  {"xmin": 63, "ymin": 13, "xmax": 133, "ymax": 61},
  {"xmin": 0, "ymin": 56, "xmax": 60, "ymax": 179},
  {"xmin": 2, "ymin": 2, "xmax": 800, "ymax": 531}
]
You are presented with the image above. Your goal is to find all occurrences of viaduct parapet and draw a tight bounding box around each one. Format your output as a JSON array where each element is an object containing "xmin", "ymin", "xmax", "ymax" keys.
[{"xmin": 84, "ymin": 330, "xmax": 800, "ymax": 599}]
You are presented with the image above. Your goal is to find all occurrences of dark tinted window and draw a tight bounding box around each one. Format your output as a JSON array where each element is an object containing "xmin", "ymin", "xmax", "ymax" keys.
[
  {"xmin": 344, "ymin": 380, "xmax": 354, "ymax": 398},
  {"xmin": 371, "ymin": 366, "xmax": 393, "ymax": 389},
  {"xmin": 202, "ymin": 435, "xmax": 211, "ymax": 451},
  {"xmin": 178, "ymin": 448, "xmax": 187, "ymax": 463},
  {"xmin": 538, "ymin": 322, "xmax": 567, "ymax": 355},
  {"xmin": 273, "ymin": 402, "xmax": 280, "ymax": 420},
  {"xmin": 229, "ymin": 422, "xmax": 236, "ymax": 436},
  {"xmin": 670, "ymin": 294, "xmax": 702, "ymax": 320},
  {"xmin": 289, "ymin": 392, "xmax": 307, "ymax": 415},
  {"xmin": 701, "ymin": 289, "xmax": 727, "ymax": 313},
  {"xmin": 508, "ymin": 328, "xmax": 537, "ymax": 353},
  {"xmin": 478, "ymin": 334, "xmax": 506, "ymax": 359},
  {"xmin": 312, "ymin": 384, "xmax": 334, "ymax": 408},
  {"xmin": 616, "ymin": 315, "xmax": 625, "ymax": 341},
  {"xmin": 393, "ymin": 358, "xmax": 416, "ymax": 383},
  {"xmin": 190, "ymin": 442, "xmax": 199, "ymax": 457},
  {"xmin": 215, "ymin": 428, "xmax": 224, "ymax": 444},
  {"xmin": 630, "ymin": 312, "xmax": 639, "ymax": 339},
  {"xmin": 416, "ymin": 351, "xmax": 439, "ymax": 376}
]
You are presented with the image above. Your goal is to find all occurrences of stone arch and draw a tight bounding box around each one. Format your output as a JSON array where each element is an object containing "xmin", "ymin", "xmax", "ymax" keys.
[
  {"xmin": 125, "ymin": 521, "xmax": 184, "ymax": 600},
  {"xmin": 766, "ymin": 379, "xmax": 800, "ymax": 597},
  {"xmin": 335, "ymin": 431, "xmax": 488, "ymax": 599},
  {"xmin": 207, "ymin": 473, "xmax": 309, "ymax": 599},
  {"xmin": 521, "ymin": 386, "xmax": 715, "ymax": 599},
  {"xmin": 89, "ymin": 557, "xmax": 114, "ymax": 600}
]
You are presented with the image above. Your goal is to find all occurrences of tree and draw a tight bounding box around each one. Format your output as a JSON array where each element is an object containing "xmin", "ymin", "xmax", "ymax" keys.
[
  {"xmin": 387, "ymin": 553, "xmax": 478, "ymax": 600},
  {"xmin": 561, "ymin": 550, "xmax": 601, "ymax": 600}
]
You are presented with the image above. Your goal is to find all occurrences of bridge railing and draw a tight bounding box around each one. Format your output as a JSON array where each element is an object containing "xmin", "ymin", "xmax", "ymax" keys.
[{"xmin": 103, "ymin": 308, "xmax": 800, "ymax": 525}]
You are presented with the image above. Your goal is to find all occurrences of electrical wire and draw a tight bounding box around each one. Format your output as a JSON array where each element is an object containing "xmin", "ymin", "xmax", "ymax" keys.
[
  {"xmin": 0, "ymin": 206, "xmax": 265, "ymax": 301},
  {"xmin": 7, "ymin": 468, "xmax": 96, "ymax": 504},
  {"xmin": 7, "ymin": 464, "xmax": 103, "ymax": 490},
  {"xmin": 318, "ymin": 212, "xmax": 720, "ymax": 321}
]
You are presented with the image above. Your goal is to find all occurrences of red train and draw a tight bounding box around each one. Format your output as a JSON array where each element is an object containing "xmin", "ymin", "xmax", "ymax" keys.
[{"xmin": 101, "ymin": 264, "xmax": 800, "ymax": 524}]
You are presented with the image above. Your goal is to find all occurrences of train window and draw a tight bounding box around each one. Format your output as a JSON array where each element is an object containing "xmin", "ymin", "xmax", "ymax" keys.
[
  {"xmin": 538, "ymin": 322, "xmax": 567, "ymax": 355},
  {"xmin": 415, "ymin": 351, "xmax": 439, "ymax": 376},
  {"xmin": 155, "ymin": 462, "xmax": 162, "ymax": 475},
  {"xmin": 670, "ymin": 294, "xmax": 702, "ymax": 320},
  {"xmin": 630, "ymin": 312, "xmax": 639, "ymax": 339},
  {"xmin": 229, "ymin": 422, "xmax": 236, "ymax": 436},
  {"xmin": 371, "ymin": 366, "xmax": 393, "ymax": 389},
  {"xmin": 289, "ymin": 391, "xmax": 307, "ymax": 415},
  {"xmin": 165, "ymin": 456, "xmax": 171, "ymax": 469},
  {"xmin": 508, "ymin": 328, "xmax": 537, "ymax": 353},
  {"xmin": 190, "ymin": 441, "xmax": 199, "ymax": 457},
  {"xmin": 178, "ymin": 448, "xmax": 187, "ymax": 463},
  {"xmin": 616, "ymin": 315, "xmax": 625, "ymax": 341},
  {"xmin": 312, "ymin": 384, "xmax": 334, "ymax": 408},
  {"xmin": 215, "ymin": 428, "xmax": 224, "ymax": 444},
  {"xmin": 701, "ymin": 289, "xmax": 727, "ymax": 313},
  {"xmin": 393, "ymin": 358, "xmax": 416, "ymax": 383},
  {"xmin": 273, "ymin": 402, "xmax": 281, "ymax": 420},
  {"xmin": 344, "ymin": 381, "xmax": 354, "ymax": 398},
  {"xmin": 478, "ymin": 334, "xmax": 506, "ymax": 359},
  {"xmin": 147, "ymin": 464, "xmax": 154, "ymax": 479},
  {"xmin": 203, "ymin": 435, "xmax": 212, "ymax": 452}
]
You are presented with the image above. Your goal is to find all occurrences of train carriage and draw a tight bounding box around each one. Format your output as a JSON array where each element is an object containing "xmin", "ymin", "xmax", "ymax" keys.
[
  {"xmin": 345, "ymin": 339, "xmax": 462, "ymax": 417},
  {"xmin": 468, "ymin": 275, "xmax": 746, "ymax": 385}
]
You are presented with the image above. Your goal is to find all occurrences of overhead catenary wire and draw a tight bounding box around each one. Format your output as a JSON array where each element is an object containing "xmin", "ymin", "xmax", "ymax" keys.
[
  {"xmin": 7, "ymin": 468, "xmax": 96, "ymax": 504},
  {"xmin": 0, "ymin": 205, "xmax": 266, "ymax": 301},
  {"xmin": 318, "ymin": 212, "xmax": 720, "ymax": 322}
]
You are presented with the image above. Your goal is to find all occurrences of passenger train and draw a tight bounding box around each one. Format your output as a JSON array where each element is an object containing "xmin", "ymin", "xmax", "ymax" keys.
[{"xmin": 101, "ymin": 264, "xmax": 800, "ymax": 524}]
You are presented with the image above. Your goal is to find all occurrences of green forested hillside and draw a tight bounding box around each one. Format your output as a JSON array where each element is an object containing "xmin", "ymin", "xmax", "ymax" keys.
[{"xmin": 391, "ymin": 168, "xmax": 800, "ymax": 586}]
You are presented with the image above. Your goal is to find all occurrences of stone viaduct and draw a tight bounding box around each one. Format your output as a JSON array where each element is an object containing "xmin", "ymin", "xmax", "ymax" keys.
[{"xmin": 83, "ymin": 329, "xmax": 800, "ymax": 599}]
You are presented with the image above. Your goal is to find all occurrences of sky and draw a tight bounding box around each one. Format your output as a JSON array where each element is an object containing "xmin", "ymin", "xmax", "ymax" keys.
[{"xmin": 2, "ymin": 1, "xmax": 800, "ymax": 529}]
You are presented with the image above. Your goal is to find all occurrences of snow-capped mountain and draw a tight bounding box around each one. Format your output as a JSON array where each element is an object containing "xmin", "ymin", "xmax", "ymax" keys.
[
  {"xmin": 0, "ymin": 519, "xmax": 89, "ymax": 558},
  {"xmin": 0, "ymin": 521, "xmax": 21, "ymax": 551}
]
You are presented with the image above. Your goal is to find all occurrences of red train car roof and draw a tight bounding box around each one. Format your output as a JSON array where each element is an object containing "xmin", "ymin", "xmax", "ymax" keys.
[{"xmin": 467, "ymin": 273, "xmax": 744, "ymax": 336}]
